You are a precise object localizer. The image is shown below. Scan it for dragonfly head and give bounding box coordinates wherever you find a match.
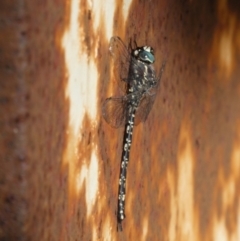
[132,46,155,64]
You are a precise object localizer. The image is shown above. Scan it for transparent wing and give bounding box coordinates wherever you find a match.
[157,60,167,84]
[134,61,167,125]
[109,37,131,91]
[134,93,157,125]
[102,96,128,128]
[102,92,157,128]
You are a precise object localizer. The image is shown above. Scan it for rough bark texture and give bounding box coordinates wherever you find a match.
[0,0,239,240]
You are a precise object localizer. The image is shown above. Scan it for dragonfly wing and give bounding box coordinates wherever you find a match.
[134,93,157,125]
[134,61,166,125]
[109,37,131,91]
[102,96,128,128]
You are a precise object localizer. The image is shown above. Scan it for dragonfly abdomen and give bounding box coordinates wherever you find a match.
[117,103,137,230]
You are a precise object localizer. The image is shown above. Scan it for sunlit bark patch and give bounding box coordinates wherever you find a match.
[61,0,99,207]
[76,149,99,218]
[208,0,240,79]
[168,122,199,241]
[141,217,149,241]
[213,122,240,241]
[102,214,114,241]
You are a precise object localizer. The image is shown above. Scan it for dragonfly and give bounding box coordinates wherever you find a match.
[102,36,166,231]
